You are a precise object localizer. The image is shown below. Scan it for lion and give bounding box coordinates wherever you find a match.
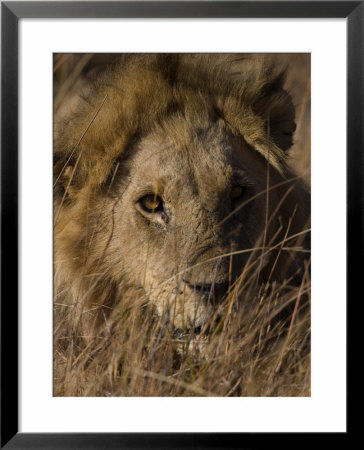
[54,54,310,344]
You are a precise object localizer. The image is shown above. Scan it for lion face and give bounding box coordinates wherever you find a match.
[106,115,282,330]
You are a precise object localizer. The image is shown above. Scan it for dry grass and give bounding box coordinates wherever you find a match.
[54,262,310,397]
[53,53,311,397]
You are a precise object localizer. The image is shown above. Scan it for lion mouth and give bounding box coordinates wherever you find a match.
[172,326,202,341]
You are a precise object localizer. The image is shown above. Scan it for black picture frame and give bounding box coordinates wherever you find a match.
[1,1,360,448]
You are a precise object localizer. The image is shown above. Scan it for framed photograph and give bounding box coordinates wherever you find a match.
[2,1,359,448]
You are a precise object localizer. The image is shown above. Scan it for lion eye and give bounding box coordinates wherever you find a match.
[230,185,245,201]
[139,194,164,213]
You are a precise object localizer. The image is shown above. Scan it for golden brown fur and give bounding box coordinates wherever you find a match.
[54,54,310,337]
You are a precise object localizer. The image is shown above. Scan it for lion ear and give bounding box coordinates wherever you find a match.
[254,73,296,152]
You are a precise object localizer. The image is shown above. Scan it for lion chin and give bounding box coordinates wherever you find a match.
[149,288,215,328]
